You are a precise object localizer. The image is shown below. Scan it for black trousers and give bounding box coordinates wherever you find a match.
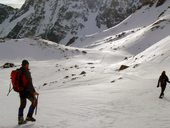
[18,91,37,118]
[160,85,166,98]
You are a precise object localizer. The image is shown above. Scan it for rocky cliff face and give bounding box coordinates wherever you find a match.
[0,0,157,45]
[0,4,17,24]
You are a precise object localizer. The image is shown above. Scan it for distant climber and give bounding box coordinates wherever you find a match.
[157,71,170,99]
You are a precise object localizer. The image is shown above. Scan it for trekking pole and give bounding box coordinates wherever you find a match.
[7,82,13,96]
[35,94,39,115]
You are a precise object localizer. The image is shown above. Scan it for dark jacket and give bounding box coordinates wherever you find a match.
[20,67,35,93]
[158,74,170,87]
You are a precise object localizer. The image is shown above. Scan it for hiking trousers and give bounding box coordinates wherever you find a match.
[160,85,166,98]
[18,91,37,118]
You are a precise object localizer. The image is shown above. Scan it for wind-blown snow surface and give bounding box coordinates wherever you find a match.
[1,1,170,128]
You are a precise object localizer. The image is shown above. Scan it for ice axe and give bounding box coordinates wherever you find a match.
[7,82,13,96]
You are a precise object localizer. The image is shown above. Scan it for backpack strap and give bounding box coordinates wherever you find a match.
[18,69,23,88]
[18,68,26,91]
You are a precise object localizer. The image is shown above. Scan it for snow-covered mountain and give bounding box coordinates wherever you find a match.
[0,4,17,24]
[0,0,153,45]
[1,0,170,128]
[75,0,169,47]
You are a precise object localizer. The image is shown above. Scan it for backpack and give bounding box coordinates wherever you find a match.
[10,69,28,92]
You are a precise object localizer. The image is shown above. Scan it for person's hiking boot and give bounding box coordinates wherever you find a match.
[26,116,36,122]
[18,117,27,125]
[159,96,163,99]
[159,94,164,99]
[159,95,164,99]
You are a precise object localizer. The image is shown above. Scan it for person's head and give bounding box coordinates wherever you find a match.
[22,60,29,69]
[162,71,166,76]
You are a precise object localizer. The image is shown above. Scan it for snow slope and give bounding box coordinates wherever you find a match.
[0,38,88,61]
[1,37,170,128]
[1,1,170,128]
[75,0,170,47]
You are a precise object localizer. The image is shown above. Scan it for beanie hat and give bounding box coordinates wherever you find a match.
[22,60,29,66]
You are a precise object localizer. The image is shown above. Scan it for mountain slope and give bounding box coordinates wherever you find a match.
[0,0,147,45]
[76,0,169,47]
[0,4,17,24]
[0,38,88,60]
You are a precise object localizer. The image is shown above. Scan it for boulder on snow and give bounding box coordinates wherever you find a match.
[75,65,79,69]
[80,71,86,75]
[87,62,94,65]
[82,51,87,54]
[2,63,15,68]
[64,76,69,79]
[133,64,140,68]
[0,38,5,43]
[111,77,122,83]
[71,77,79,81]
[43,83,48,86]
[111,80,115,83]
[66,37,78,46]
[118,65,129,71]
[156,0,166,7]
[116,32,126,39]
